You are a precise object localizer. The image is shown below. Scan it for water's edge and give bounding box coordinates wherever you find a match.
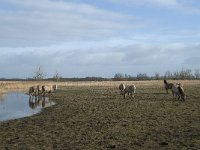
[0,91,55,122]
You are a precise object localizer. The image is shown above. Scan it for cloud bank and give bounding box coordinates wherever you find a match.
[0,0,200,78]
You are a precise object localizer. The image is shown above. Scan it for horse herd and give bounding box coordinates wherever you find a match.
[29,84,58,97]
[28,80,186,101]
[119,80,186,101]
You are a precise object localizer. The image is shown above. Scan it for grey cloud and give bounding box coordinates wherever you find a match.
[0,42,199,78]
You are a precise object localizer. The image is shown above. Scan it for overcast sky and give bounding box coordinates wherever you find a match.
[0,0,200,78]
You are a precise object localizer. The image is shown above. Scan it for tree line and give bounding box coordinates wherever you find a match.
[32,67,200,81]
[0,67,199,81]
[113,69,200,81]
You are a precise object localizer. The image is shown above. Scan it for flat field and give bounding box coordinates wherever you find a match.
[0,80,200,149]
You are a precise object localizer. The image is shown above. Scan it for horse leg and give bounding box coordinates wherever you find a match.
[131,92,134,98]
[49,91,51,97]
[43,91,45,97]
[34,91,37,98]
[178,95,181,100]
[120,90,123,95]
[180,94,184,101]
[176,94,179,100]
[123,92,126,99]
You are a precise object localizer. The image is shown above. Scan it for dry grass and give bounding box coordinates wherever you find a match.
[0,80,199,98]
[0,80,199,89]
[0,80,199,100]
[0,80,200,149]
[0,81,62,94]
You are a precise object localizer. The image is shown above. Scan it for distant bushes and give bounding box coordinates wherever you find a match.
[113,69,200,81]
[0,68,199,81]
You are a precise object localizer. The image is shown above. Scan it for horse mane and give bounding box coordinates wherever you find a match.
[164,80,168,84]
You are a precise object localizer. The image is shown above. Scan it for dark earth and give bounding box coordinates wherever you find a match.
[0,81,200,149]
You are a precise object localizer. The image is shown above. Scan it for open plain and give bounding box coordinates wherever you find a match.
[0,80,200,149]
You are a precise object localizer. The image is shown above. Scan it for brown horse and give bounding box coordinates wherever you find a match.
[41,85,52,96]
[164,80,173,94]
[29,86,37,97]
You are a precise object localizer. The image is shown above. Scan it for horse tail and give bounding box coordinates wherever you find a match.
[178,86,185,100]
[178,86,184,95]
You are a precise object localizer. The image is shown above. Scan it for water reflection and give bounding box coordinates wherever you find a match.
[0,92,55,122]
[29,96,53,109]
[0,92,6,101]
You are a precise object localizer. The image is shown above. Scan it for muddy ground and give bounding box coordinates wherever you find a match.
[0,81,200,149]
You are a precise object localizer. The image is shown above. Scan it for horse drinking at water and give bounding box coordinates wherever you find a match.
[41,85,52,97]
[29,86,37,97]
[37,85,42,95]
[41,85,57,96]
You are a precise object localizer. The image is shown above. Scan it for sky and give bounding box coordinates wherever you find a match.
[0,0,200,78]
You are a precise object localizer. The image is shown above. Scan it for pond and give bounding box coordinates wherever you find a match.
[0,92,55,122]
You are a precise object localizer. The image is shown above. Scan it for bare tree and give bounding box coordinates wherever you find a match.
[194,69,200,79]
[114,73,124,81]
[155,72,160,80]
[136,73,149,80]
[173,70,180,79]
[33,66,45,80]
[179,69,193,79]
[164,71,173,79]
[53,71,62,82]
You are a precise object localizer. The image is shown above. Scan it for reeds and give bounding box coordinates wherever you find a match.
[0,80,199,95]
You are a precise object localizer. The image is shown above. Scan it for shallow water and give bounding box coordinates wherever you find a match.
[0,92,55,122]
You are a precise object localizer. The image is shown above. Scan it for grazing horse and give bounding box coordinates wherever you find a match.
[119,83,125,95]
[29,86,37,97]
[172,83,186,101]
[41,85,52,96]
[164,80,173,94]
[123,84,136,99]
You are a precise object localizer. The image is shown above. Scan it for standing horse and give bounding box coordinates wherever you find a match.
[164,80,173,94]
[119,83,125,95]
[41,84,58,97]
[123,84,136,99]
[41,85,52,97]
[37,85,42,95]
[172,83,186,101]
[29,86,37,97]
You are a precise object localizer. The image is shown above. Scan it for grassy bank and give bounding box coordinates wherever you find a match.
[0,80,200,149]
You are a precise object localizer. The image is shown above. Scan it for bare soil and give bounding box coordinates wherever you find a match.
[0,81,200,149]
